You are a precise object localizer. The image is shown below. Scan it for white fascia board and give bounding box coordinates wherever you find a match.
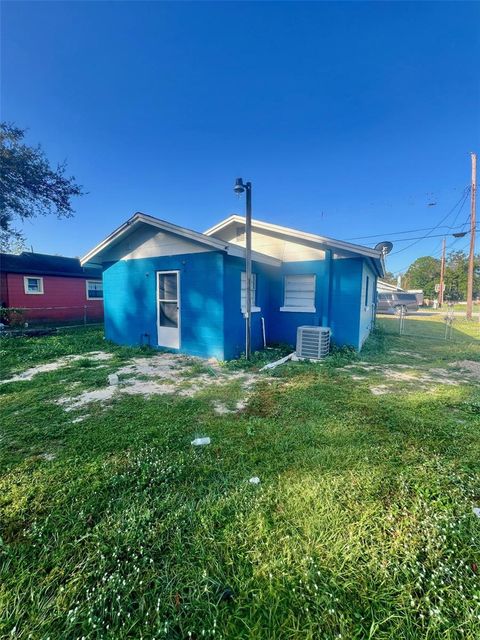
[81,212,281,268]
[205,215,383,261]
[80,217,137,266]
[204,214,242,237]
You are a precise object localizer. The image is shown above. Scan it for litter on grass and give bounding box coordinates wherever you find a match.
[249,476,261,484]
[260,352,295,371]
[108,373,119,385]
[473,507,480,518]
[191,437,211,446]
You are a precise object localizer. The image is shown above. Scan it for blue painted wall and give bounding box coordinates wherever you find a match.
[222,255,278,359]
[328,258,363,349]
[102,250,377,359]
[103,251,225,359]
[358,260,377,347]
[267,258,330,347]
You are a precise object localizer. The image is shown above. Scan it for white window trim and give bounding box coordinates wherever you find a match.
[86,279,103,300]
[23,276,44,295]
[280,306,316,313]
[364,275,370,311]
[240,272,261,313]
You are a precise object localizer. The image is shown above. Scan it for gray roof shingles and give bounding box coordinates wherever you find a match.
[0,252,102,279]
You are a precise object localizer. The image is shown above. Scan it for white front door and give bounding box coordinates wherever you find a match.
[157,271,180,349]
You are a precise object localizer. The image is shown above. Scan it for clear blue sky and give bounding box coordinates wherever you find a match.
[2,1,479,274]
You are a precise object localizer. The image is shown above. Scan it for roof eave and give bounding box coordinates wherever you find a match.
[81,212,281,268]
[204,215,383,262]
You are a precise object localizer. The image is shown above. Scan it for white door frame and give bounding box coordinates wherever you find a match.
[156,270,180,349]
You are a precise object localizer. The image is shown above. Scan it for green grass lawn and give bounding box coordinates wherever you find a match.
[426,303,480,314]
[1,324,480,639]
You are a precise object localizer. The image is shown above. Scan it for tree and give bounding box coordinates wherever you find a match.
[444,250,480,301]
[382,270,398,286]
[0,123,83,251]
[403,256,441,298]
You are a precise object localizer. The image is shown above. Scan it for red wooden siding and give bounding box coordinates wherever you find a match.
[4,273,103,323]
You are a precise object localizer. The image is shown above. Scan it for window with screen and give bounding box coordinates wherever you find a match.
[241,272,259,312]
[158,272,179,328]
[86,280,103,300]
[281,274,316,312]
[24,277,44,294]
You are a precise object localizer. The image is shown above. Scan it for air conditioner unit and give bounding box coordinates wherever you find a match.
[296,326,331,360]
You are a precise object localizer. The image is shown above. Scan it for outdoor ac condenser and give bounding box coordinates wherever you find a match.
[295,326,331,360]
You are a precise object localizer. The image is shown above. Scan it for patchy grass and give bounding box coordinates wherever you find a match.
[0,323,479,639]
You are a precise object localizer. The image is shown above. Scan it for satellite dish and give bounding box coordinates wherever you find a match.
[374,241,394,256]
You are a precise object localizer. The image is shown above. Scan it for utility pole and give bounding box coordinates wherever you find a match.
[466,152,477,320]
[439,237,446,307]
[233,178,253,358]
[245,182,252,359]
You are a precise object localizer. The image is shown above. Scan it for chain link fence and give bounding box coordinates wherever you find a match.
[375,304,480,343]
[0,305,103,330]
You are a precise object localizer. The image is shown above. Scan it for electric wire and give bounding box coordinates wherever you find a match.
[346,186,470,243]
[389,187,471,256]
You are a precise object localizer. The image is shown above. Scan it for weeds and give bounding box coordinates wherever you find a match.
[0,323,479,639]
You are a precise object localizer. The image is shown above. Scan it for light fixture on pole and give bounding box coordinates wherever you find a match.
[233,177,253,359]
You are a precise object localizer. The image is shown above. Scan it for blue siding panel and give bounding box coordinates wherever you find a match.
[267,259,330,347]
[103,252,225,359]
[222,256,279,359]
[329,258,363,349]
[102,249,376,360]
[358,260,377,347]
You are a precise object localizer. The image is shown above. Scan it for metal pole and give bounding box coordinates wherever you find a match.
[245,182,252,359]
[467,152,477,320]
[439,237,446,307]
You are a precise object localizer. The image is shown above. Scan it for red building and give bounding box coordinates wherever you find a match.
[0,252,104,324]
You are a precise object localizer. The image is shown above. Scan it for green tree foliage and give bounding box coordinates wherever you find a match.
[403,256,441,298]
[403,251,480,301]
[0,122,83,251]
[382,271,398,286]
[444,250,480,301]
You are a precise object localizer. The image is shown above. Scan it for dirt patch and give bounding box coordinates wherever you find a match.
[370,385,390,395]
[57,353,270,414]
[345,360,474,394]
[453,360,480,380]
[1,352,112,384]
[39,453,56,461]
[213,399,248,415]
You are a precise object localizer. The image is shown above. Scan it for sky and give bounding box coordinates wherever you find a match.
[2,1,479,275]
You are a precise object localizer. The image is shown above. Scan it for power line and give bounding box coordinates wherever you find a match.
[386,230,473,243]
[345,186,471,241]
[389,187,471,256]
[347,222,468,241]
[389,234,472,275]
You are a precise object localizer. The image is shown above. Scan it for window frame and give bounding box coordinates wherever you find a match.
[365,275,370,309]
[280,274,316,313]
[86,279,104,300]
[23,276,44,295]
[241,272,261,313]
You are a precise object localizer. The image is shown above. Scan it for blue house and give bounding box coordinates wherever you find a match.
[81,212,385,360]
